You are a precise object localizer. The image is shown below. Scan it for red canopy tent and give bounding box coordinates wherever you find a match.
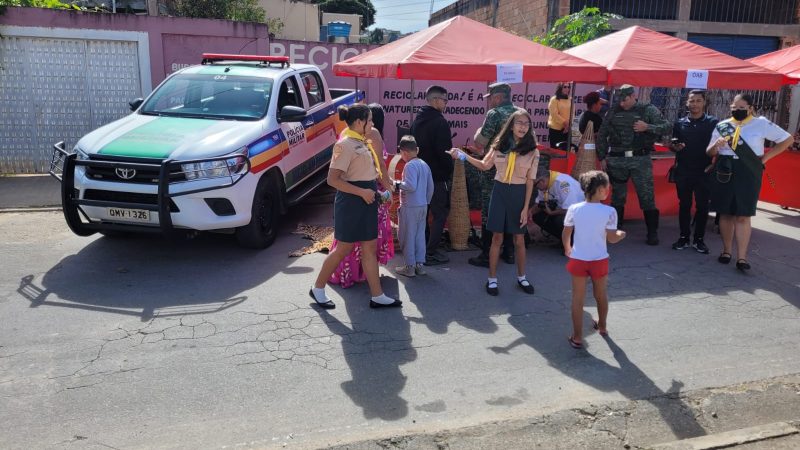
[748,45,800,84]
[565,26,786,90]
[332,16,606,82]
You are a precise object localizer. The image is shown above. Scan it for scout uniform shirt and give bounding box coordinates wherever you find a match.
[490,149,540,184]
[709,116,791,158]
[330,135,381,182]
[534,171,584,209]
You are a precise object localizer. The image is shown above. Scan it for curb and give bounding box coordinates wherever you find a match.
[651,421,799,450]
[0,207,62,213]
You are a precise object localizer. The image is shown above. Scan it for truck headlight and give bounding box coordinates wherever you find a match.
[181,147,249,181]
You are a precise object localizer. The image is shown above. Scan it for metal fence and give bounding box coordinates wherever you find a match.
[690,0,799,24]
[570,0,679,20]
[641,87,789,139]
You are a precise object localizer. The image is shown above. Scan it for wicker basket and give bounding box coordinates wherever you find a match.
[571,121,598,180]
[447,160,471,250]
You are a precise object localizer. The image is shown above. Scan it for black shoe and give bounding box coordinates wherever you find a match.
[369,299,403,308]
[693,239,709,254]
[735,259,751,272]
[517,279,534,295]
[468,253,490,268]
[309,289,335,309]
[671,236,690,250]
[485,281,499,296]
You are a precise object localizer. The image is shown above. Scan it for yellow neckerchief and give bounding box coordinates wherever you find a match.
[342,128,381,175]
[503,151,518,183]
[730,115,754,151]
[543,170,560,201]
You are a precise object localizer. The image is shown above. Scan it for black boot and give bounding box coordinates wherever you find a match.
[644,209,660,246]
[468,226,491,267]
[614,206,625,230]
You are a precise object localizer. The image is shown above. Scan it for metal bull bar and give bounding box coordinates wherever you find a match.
[49,141,250,236]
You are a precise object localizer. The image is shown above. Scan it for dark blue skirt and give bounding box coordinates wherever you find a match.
[487,181,527,234]
[334,180,379,242]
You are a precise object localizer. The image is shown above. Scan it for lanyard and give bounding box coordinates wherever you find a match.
[342,128,381,175]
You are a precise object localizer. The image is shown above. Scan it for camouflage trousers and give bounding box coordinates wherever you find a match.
[479,167,498,225]
[606,155,656,211]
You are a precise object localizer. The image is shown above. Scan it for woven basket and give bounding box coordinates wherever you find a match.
[571,121,598,180]
[447,160,471,250]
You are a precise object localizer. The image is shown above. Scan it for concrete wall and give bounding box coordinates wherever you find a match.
[1,7,270,87]
[259,0,319,41]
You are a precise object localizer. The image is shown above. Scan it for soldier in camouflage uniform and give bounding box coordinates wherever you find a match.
[597,85,670,245]
[468,82,521,267]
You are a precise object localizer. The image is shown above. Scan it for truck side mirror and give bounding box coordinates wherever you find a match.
[129,98,144,111]
[278,105,306,123]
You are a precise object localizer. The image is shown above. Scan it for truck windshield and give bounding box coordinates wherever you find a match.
[141,74,273,121]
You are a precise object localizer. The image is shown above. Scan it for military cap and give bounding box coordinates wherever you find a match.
[486,82,511,96]
[617,84,636,98]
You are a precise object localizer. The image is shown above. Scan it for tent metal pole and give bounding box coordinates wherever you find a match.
[355,77,359,98]
[567,81,576,152]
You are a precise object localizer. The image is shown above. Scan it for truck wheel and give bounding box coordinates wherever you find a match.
[236,174,280,249]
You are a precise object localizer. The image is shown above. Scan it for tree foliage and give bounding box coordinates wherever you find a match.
[169,0,266,23]
[533,7,620,50]
[316,0,375,29]
[369,27,383,44]
[0,0,98,14]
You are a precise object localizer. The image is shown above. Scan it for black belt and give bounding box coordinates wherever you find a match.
[608,148,649,157]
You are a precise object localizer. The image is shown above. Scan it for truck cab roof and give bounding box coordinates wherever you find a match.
[177,62,318,80]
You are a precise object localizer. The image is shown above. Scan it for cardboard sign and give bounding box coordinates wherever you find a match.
[686,69,709,89]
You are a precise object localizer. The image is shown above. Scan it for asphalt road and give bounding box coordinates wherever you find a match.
[1,199,798,449]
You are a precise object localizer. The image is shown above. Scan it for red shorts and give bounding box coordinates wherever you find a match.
[566,258,609,279]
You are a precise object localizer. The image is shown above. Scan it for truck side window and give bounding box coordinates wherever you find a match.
[300,72,325,107]
[277,77,301,111]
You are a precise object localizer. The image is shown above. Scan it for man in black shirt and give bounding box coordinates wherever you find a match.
[670,90,718,254]
[411,85,454,264]
[578,91,602,135]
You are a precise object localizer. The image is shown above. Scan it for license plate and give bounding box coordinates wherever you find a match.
[107,207,150,222]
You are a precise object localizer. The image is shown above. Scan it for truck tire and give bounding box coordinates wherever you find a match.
[236,173,280,249]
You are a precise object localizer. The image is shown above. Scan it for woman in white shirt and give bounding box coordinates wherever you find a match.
[706,93,794,271]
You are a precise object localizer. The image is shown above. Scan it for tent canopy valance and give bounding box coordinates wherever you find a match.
[333,16,607,83]
[565,26,786,91]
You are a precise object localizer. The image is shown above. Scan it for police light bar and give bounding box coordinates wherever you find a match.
[201,53,290,66]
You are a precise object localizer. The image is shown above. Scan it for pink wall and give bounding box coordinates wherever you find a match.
[1,7,270,87]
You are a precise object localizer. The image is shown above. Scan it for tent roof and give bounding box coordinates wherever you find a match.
[333,16,606,83]
[565,26,786,91]
[748,45,800,83]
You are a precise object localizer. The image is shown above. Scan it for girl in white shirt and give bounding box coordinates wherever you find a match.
[562,171,626,349]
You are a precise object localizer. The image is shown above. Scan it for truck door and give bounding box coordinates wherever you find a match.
[276,74,311,190]
[298,71,337,174]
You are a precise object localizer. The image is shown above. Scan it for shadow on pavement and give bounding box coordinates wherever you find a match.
[318,275,417,421]
[492,311,707,441]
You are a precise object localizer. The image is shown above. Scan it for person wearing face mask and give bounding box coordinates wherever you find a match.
[669,90,718,254]
[706,94,794,272]
[450,110,540,297]
[310,104,401,310]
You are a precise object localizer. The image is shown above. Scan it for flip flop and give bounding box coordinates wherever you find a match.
[567,336,583,349]
[592,320,609,337]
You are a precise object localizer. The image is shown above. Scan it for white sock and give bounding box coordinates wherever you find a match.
[371,293,395,305]
[487,277,498,286]
[517,275,527,282]
[311,287,330,303]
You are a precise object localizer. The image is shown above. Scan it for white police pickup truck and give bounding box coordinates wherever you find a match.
[50,53,363,248]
